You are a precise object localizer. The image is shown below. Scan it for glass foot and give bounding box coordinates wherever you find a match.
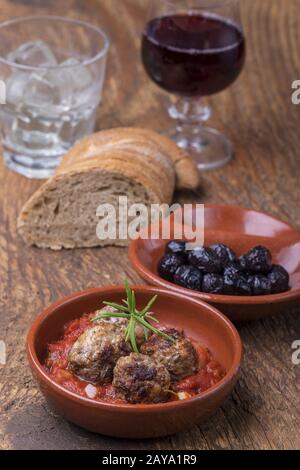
[163,126,233,171]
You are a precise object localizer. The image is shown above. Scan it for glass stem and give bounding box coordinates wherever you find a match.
[168,96,211,134]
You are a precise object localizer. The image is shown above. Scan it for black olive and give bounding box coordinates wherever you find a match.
[165,240,187,259]
[223,263,250,295]
[188,247,222,274]
[174,265,203,291]
[202,274,224,294]
[239,245,272,274]
[157,254,184,282]
[210,244,237,268]
[268,265,290,294]
[248,275,272,296]
[223,261,243,277]
[234,278,252,296]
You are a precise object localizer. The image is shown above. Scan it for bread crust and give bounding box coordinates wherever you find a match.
[58,127,200,190]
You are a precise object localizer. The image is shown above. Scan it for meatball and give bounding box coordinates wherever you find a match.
[140,328,198,381]
[113,353,170,404]
[68,323,131,384]
[94,305,146,346]
[94,305,127,327]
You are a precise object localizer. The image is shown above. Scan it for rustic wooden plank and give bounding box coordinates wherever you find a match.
[0,0,299,450]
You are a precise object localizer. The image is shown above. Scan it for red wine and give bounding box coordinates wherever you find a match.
[142,13,245,97]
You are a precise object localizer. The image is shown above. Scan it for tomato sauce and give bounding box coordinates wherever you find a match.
[174,342,225,396]
[45,313,225,403]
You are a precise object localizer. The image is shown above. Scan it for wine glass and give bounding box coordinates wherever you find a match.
[141,0,246,171]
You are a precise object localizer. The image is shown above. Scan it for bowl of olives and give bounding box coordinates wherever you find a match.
[129,204,300,322]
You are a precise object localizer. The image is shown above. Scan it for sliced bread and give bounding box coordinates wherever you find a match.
[18,128,199,249]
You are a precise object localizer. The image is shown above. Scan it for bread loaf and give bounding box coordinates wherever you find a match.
[59,128,200,191]
[18,128,199,250]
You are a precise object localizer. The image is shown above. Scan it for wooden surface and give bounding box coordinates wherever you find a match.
[0,0,300,450]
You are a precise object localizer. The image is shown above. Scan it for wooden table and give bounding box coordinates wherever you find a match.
[0,0,299,451]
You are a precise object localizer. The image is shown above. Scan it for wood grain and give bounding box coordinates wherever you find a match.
[0,0,300,450]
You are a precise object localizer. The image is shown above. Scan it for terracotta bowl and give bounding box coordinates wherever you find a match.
[129,204,300,322]
[27,285,242,439]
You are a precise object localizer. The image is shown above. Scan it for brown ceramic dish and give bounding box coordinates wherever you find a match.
[129,204,300,322]
[27,285,242,439]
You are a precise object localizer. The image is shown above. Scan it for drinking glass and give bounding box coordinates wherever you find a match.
[0,16,109,179]
[141,0,245,170]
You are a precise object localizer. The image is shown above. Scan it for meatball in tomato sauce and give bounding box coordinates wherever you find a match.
[68,322,131,384]
[140,328,198,381]
[94,305,146,346]
[113,353,170,404]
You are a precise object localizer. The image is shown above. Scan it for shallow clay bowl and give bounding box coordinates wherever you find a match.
[129,204,300,322]
[27,285,241,439]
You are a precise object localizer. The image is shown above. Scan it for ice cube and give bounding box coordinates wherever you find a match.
[60,106,97,143]
[23,71,73,116]
[24,59,95,111]
[6,72,28,105]
[7,40,57,67]
[68,80,97,109]
[51,58,95,108]
[60,58,93,89]
[23,72,62,110]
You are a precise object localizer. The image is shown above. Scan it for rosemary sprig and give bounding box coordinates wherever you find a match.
[92,279,174,352]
